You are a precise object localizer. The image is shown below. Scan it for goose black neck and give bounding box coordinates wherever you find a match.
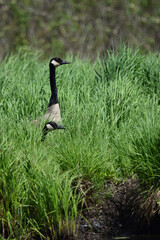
[41,126,48,141]
[49,65,58,107]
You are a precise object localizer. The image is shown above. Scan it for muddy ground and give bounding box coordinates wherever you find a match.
[75,178,160,240]
[1,178,160,240]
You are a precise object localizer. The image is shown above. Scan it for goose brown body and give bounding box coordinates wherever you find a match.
[43,103,61,123]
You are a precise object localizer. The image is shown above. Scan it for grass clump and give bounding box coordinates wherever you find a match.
[0,46,160,238]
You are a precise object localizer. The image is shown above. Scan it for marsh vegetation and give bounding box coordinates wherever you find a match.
[0,46,160,239]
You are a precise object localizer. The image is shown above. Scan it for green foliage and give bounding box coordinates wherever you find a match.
[99,46,160,184]
[1,46,160,238]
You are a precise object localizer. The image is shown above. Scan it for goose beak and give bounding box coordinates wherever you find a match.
[56,124,65,129]
[62,60,71,65]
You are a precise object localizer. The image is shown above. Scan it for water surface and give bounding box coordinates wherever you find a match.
[112,235,160,240]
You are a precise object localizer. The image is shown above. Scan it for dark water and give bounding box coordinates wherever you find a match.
[112,235,160,240]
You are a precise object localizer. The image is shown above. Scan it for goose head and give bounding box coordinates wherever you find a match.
[42,121,65,141]
[50,57,71,68]
[45,121,65,131]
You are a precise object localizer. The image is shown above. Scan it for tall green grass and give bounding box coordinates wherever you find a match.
[0,46,160,238]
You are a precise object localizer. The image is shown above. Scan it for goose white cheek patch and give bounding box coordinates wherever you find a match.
[46,124,54,130]
[51,60,60,67]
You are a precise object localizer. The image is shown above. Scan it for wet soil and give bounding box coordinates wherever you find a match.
[76,178,160,240]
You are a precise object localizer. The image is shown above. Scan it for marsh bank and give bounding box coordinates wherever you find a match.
[76,178,160,240]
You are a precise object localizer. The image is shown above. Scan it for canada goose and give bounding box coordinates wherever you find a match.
[32,57,70,138]
[41,121,65,141]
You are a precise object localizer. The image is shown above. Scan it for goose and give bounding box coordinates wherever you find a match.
[32,57,70,139]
